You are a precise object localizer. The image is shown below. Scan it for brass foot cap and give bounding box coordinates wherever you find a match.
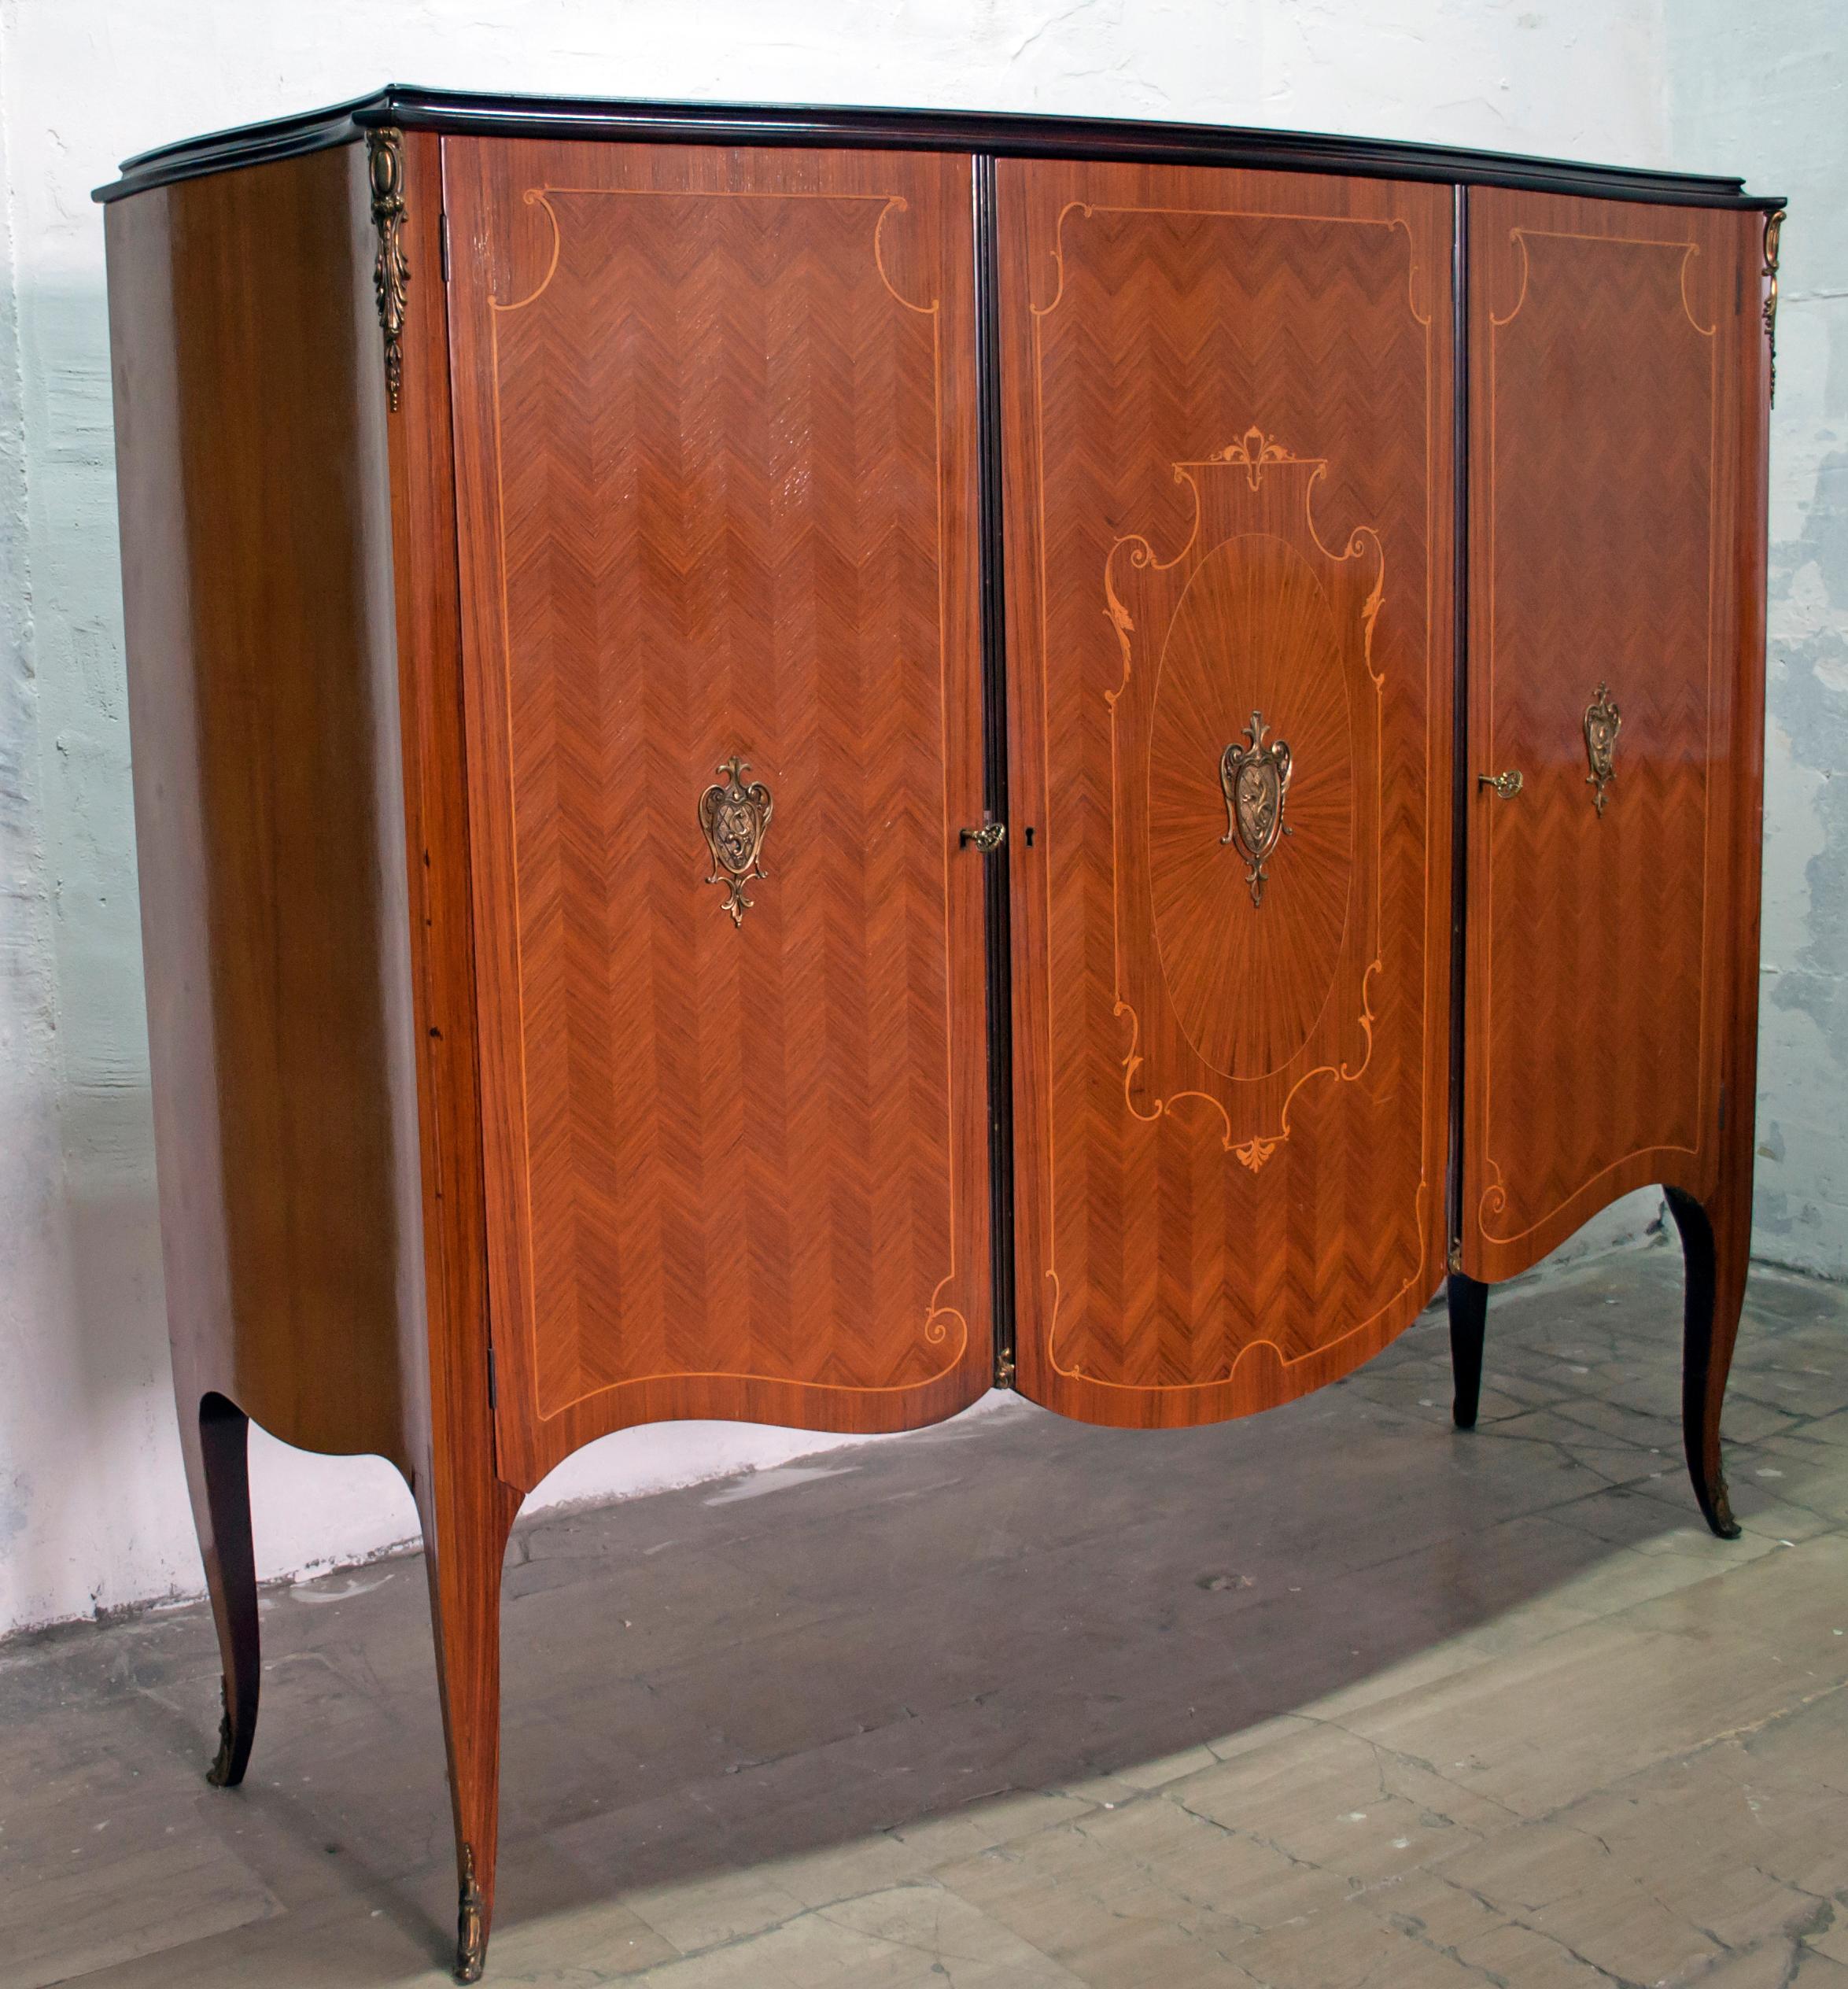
[455,1845,487,1981]
[205,1683,237,1788]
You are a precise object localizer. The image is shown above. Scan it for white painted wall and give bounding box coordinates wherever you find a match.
[0,0,1787,1639]
[1665,4,1848,1279]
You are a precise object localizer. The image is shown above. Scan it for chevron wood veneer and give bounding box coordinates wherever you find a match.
[1460,189,1758,1286]
[444,141,993,1489]
[100,94,1776,1980]
[998,160,1455,1428]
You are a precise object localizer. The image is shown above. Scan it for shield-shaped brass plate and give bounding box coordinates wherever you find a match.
[1584,681,1621,817]
[698,755,774,926]
[1219,711,1293,907]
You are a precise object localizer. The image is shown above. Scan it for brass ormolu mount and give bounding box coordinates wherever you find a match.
[1584,679,1621,817]
[365,128,409,413]
[206,1679,237,1788]
[1764,206,1785,406]
[1220,711,1293,908]
[698,756,774,927]
[455,1844,487,1983]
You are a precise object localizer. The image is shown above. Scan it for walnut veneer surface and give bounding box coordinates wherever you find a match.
[97,94,1777,1981]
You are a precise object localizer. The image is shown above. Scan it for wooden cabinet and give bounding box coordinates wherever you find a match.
[98,92,1778,1980]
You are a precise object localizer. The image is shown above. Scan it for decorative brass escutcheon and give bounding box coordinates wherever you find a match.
[1477,769,1524,799]
[1584,680,1621,817]
[1220,711,1293,908]
[698,756,774,927]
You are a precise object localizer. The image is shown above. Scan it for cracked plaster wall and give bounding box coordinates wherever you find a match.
[0,0,1795,1637]
[1666,3,1848,1280]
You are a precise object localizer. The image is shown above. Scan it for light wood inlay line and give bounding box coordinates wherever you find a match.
[484,183,969,1408]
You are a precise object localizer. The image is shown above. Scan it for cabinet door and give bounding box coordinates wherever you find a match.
[1460,190,1761,1282]
[446,139,991,1489]
[998,161,1455,1426]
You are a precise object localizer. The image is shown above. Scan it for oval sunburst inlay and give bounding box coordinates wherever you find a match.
[1147,533,1356,1082]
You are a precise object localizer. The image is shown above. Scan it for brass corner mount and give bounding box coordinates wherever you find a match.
[367,128,409,413]
[1764,206,1785,406]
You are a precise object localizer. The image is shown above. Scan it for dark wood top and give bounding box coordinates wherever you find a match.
[94,84,1782,209]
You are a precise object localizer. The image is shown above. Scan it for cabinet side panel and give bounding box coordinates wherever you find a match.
[105,145,421,1465]
[998,160,1455,1428]
[1459,189,1751,1280]
[1724,201,1772,1242]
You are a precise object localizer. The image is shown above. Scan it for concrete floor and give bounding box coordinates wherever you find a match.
[6,1249,1848,1989]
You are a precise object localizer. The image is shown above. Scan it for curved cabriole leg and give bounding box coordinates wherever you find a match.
[1665,1186,1747,1540]
[415,1471,522,1983]
[176,1390,261,1787]
[1446,1274,1490,1430]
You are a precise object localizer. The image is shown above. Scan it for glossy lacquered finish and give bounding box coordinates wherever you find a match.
[106,132,522,1972]
[98,94,1775,1984]
[105,142,417,1482]
[96,83,1777,212]
[998,159,1455,1426]
[1456,187,1769,1533]
[102,139,420,1791]
[1459,188,1755,1279]
[444,138,993,1489]
[388,129,526,1972]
